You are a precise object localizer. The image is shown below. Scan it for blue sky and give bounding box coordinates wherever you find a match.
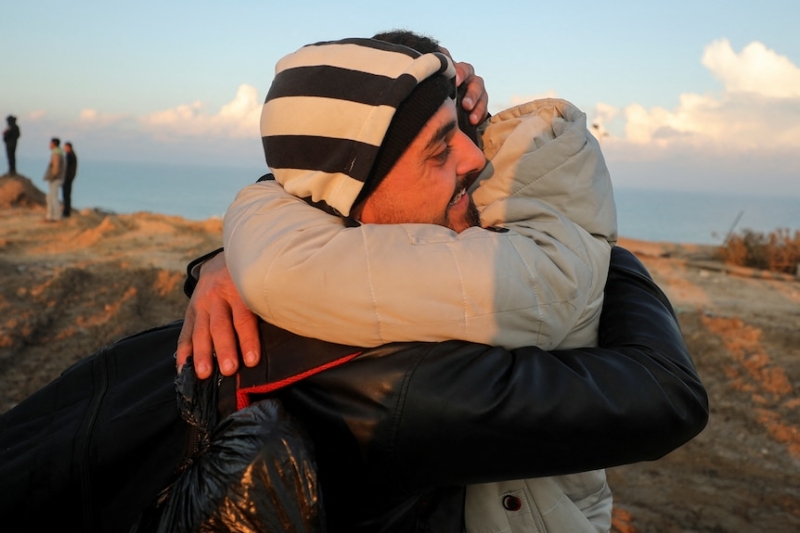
[3,0,799,196]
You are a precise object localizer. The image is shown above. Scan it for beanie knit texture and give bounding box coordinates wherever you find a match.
[261,37,456,217]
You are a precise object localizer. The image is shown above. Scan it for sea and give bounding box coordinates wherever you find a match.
[13,157,799,246]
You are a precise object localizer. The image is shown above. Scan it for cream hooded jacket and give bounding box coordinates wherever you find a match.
[224,98,616,353]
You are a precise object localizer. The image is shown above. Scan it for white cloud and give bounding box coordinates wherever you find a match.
[587,103,618,143]
[139,84,261,140]
[593,102,618,125]
[603,40,800,156]
[14,86,264,165]
[143,101,204,125]
[702,39,800,98]
[79,109,130,128]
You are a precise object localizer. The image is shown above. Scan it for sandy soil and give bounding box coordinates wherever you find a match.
[1,174,798,532]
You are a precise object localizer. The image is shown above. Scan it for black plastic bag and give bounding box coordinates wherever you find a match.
[140,361,325,533]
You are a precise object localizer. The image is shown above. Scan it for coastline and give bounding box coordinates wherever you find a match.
[1,173,799,532]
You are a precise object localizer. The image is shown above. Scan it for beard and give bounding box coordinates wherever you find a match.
[444,167,482,233]
[444,195,481,233]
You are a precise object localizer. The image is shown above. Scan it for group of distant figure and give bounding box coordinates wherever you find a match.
[43,137,78,221]
[3,115,78,222]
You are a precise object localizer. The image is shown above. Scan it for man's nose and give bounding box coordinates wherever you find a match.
[455,130,486,175]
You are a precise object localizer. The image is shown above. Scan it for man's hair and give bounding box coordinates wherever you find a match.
[65,142,73,149]
[371,30,441,54]
[51,138,60,147]
[372,29,480,146]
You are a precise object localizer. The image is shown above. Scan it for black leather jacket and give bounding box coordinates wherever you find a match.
[219,247,708,532]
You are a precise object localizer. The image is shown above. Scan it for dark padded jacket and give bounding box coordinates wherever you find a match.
[229,247,709,531]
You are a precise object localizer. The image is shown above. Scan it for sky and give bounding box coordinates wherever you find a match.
[2,0,799,197]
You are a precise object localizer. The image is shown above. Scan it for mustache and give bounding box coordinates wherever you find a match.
[462,167,483,190]
[449,167,483,204]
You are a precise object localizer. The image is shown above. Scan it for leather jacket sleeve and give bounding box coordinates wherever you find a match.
[273,246,708,490]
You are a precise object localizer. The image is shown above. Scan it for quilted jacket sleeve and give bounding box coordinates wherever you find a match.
[224,181,607,351]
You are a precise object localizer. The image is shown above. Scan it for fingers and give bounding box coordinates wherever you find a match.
[454,61,489,125]
[467,81,488,125]
[178,297,250,379]
[232,300,261,368]
[176,308,195,373]
[209,302,240,376]
[176,251,261,379]
[454,60,472,90]
[177,300,216,379]
[187,303,216,379]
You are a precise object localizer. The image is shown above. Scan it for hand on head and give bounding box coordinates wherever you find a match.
[454,65,488,126]
[370,33,489,127]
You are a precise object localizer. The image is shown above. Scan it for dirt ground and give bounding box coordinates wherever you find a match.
[1,174,798,532]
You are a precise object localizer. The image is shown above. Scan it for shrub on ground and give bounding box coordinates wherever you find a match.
[717,228,800,275]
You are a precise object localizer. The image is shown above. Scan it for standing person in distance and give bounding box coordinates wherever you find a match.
[43,137,65,222]
[63,142,78,217]
[3,115,20,176]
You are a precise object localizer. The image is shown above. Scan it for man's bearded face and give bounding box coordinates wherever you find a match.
[355,99,486,233]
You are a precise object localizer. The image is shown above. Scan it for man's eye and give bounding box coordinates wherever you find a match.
[433,145,452,164]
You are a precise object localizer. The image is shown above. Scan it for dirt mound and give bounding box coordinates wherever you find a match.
[0,206,223,409]
[0,259,188,396]
[0,174,46,208]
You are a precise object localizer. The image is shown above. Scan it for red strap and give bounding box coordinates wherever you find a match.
[235,351,362,410]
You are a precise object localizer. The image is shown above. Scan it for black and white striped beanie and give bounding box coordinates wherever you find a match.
[261,37,457,217]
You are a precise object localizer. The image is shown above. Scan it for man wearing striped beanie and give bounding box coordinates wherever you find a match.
[260,37,484,231]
